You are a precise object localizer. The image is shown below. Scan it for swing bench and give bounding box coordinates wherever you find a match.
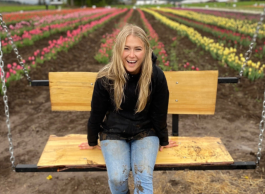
[15,71,256,172]
[1,9,264,173]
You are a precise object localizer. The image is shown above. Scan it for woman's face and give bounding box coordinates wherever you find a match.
[122,35,146,75]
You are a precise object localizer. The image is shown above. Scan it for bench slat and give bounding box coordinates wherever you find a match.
[37,134,233,167]
[49,71,218,114]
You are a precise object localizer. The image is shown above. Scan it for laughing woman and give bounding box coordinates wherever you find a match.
[79,24,177,194]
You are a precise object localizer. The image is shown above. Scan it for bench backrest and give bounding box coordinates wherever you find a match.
[49,71,218,114]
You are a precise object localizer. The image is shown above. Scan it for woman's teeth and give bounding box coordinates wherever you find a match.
[127,60,137,64]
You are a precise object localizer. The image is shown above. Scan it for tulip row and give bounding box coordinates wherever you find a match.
[174,8,260,22]
[2,8,93,24]
[0,9,127,94]
[1,10,115,53]
[137,9,170,70]
[94,9,133,64]
[159,8,265,39]
[142,8,264,81]
[0,8,110,39]
[158,11,254,48]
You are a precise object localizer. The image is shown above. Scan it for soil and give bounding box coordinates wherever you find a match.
[0,9,265,194]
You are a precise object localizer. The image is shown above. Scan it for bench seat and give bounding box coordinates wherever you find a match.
[37,134,234,168]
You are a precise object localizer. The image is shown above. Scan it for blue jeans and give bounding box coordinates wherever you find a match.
[100,136,159,194]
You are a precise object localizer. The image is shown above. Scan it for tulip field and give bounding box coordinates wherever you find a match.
[1,7,265,193]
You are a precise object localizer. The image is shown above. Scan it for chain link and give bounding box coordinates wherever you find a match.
[0,13,31,82]
[0,37,16,170]
[239,7,265,78]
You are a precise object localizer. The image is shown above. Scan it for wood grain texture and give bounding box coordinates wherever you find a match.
[49,71,218,114]
[37,135,233,167]
[166,71,218,114]
[49,72,97,111]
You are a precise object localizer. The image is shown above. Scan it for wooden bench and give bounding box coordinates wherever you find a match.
[16,71,256,172]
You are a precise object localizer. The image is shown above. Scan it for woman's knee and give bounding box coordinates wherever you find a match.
[108,165,130,186]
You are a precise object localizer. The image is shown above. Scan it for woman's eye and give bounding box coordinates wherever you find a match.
[124,48,129,50]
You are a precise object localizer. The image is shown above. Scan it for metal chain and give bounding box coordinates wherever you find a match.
[0,13,31,82]
[0,36,16,170]
[256,91,265,172]
[237,7,265,171]
[239,7,265,78]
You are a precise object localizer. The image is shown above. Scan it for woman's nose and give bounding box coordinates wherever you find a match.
[129,50,135,57]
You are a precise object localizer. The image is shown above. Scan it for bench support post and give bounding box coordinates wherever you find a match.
[172,114,179,136]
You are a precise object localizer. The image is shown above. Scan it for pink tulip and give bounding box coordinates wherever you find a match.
[196,67,199,71]
[186,62,189,66]
[191,66,195,70]
[184,65,187,68]
[7,64,12,69]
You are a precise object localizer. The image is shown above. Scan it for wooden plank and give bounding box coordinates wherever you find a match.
[37,135,233,167]
[165,71,218,114]
[49,72,97,111]
[49,71,218,114]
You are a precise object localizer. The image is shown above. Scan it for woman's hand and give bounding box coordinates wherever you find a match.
[159,140,178,151]
[78,142,101,150]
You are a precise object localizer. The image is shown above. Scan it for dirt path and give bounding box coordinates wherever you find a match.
[0,9,265,194]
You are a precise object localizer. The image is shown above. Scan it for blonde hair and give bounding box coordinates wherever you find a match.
[97,24,153,113]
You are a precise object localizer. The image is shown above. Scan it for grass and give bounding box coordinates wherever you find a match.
[182,1,265,11]
[0,4,57,12]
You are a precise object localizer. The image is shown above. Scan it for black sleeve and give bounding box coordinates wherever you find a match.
[150,69,169,146]
[87,78,110,146]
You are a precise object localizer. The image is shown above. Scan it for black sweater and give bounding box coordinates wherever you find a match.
[87,54,169,146]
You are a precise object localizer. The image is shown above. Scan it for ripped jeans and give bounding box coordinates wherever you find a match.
[100,136,159,194]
